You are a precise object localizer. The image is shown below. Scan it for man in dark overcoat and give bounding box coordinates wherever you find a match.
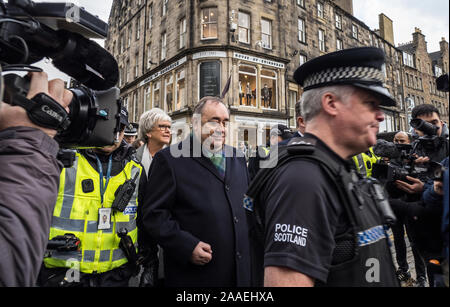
[140,96,251,287]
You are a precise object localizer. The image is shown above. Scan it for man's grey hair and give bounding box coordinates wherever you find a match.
[138,108,172,142]
[300,85,356,122]
[192,96,228,120]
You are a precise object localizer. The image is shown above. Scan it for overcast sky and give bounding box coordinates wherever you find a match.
[30,0,449,81]
[353,0,449,52]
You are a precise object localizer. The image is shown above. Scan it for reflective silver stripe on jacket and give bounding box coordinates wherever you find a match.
[60,158,78,218]
[52,217,136,235]
[50,249,127,263]
[356,154,366,176]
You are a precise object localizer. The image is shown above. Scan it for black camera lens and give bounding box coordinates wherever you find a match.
[410,118,439,136]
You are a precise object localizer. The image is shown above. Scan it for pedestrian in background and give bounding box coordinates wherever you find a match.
[124,123,138,144]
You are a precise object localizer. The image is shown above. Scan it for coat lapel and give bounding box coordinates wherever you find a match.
[192,155,225,183]
[187,135,225,183]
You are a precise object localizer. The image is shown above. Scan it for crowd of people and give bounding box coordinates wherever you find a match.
[0,47,448,288]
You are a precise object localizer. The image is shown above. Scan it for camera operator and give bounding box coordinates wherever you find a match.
[0,71,73,286]
[387,131,426,287]
[390,104,449,287]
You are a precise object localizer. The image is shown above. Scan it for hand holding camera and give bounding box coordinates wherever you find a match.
[0,71,73,137]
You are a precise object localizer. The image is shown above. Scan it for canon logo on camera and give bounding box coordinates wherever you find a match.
[41,105,63,122]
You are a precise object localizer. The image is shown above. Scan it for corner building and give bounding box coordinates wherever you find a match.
[105,0,449,147]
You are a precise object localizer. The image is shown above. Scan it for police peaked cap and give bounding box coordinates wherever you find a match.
[270,124,293,140]
[293,47,396,107]
[124,123,138,136]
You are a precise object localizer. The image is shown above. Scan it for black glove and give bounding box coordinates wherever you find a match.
[139,259,159,287]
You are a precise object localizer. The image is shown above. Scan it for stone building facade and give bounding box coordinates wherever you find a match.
[105,0,449,147]
[398,29,449,127]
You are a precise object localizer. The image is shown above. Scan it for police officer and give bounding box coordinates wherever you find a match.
[124,123,138,144]
[352,147,379,177]
[246,47,399,287]
[247,124,293,181]
[37,107,154,287]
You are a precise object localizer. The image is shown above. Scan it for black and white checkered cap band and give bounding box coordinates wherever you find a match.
[303,66,384,88]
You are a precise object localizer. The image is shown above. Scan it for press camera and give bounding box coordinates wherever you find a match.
[372,139,445,183]
[1,0,121,148]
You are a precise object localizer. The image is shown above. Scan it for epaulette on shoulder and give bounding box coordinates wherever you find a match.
[285,137,317,156]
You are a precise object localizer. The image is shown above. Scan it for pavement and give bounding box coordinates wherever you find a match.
[387,228,430,287]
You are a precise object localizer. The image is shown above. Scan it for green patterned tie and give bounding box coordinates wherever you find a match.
[210,153,226,177]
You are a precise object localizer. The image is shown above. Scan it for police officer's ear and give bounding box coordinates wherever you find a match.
[321,92,341,117]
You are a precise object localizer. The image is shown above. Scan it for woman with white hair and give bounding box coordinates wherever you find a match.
[136,107,171,287]
[136,108,172,177]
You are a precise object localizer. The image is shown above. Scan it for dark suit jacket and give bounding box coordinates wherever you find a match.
[140,137,251,287]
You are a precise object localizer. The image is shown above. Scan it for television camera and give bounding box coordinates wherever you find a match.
[372,138,445,184]
[1,0,121,148]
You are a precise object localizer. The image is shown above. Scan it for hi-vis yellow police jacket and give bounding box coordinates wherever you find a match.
[352,147,380,178]
[44,152,143,274]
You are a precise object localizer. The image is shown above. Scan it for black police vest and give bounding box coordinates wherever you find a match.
[245,138,399,287]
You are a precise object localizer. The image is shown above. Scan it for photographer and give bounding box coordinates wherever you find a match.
[389,104,449,287]
[381,131,425,286]
[0,71,73,286]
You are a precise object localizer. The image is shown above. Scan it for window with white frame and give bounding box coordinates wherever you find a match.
[135,16,140,40]
[261,18,272,49]
[288,90,298,128]
[352,24,358,39]
[161,33,167,60]
[318,29,325,52]
[148,3,153,28]
[238,65,257,107]
[123,96,129,110]
[297,0,305,7]
[134,54,139,77]
[201,7,218,39]
[176,69,186,110]
[298,18,306,43]
[128,25,132,47]
[126,59,130,83]
[238,12,250,44]
[165,75,174,112]
[132,91,138,122]
[179,18,187,49]
[317,2,324,19]
[299,54,307,66]
[260,69,277,109]
[119,66,123,86]
[146,44,152,69]
[335,13,342,30]
[144,86,151,111]
[403,52,414,68]
[435,65,443,77]
[336,38,343,50]
[162,0,168,16]
[153,81,160,108]
[398,94,403,110]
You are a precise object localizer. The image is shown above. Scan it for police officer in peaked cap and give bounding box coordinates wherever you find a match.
[247,47,399,287]
[124,122,138,144]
